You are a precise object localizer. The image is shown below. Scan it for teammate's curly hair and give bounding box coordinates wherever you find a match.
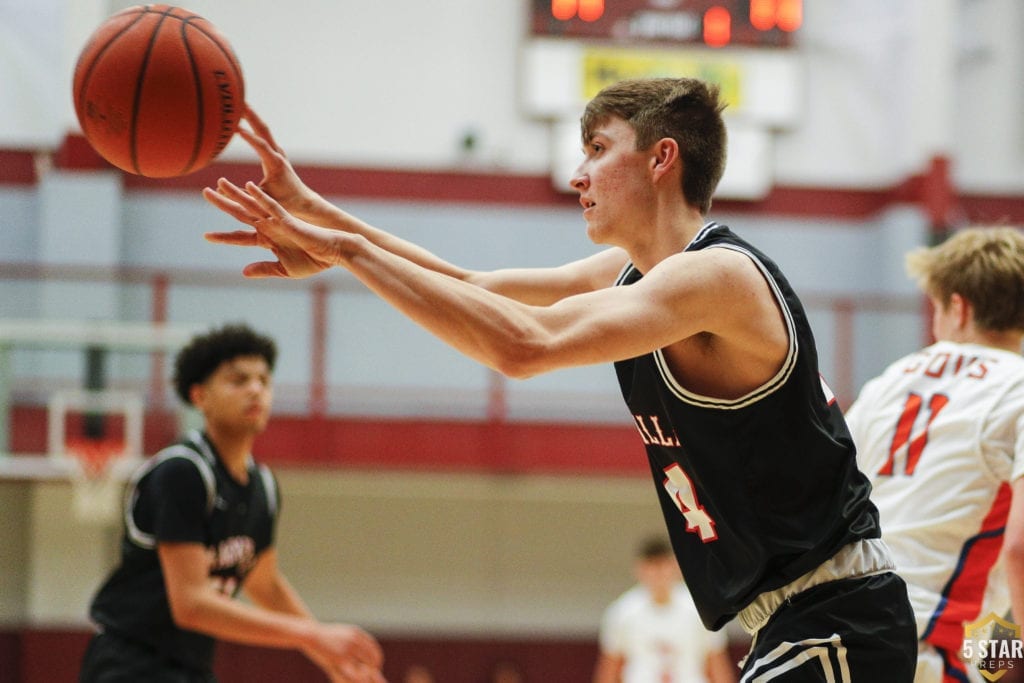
[173,323,277,405]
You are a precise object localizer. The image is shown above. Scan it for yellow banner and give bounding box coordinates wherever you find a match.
[581,47,743,109]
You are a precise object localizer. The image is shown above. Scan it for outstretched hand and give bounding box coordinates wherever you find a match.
[203,179,339,279]
[236,105,319,218]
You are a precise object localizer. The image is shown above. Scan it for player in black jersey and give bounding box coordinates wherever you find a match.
[79,324,383,683]
[204,79,917,680]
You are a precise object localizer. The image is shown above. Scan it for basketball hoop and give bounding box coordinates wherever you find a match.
[65,437,128,525]
[48,389,145,526]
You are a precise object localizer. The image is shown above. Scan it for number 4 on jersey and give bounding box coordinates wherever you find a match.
[663,464,718,542]
[878,391,950,476]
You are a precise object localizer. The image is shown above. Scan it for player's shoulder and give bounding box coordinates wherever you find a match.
[252,461,280,515]
[988,345,1024,374]
[135,433,215,487]
[605,585,649,618]
[670,583,699,608]
[934,342,1024,389]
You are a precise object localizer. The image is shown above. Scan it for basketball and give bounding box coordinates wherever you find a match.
[72,5,245,178]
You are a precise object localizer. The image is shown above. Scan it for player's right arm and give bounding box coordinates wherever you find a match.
[159,543,383,682]
[142,457,383,682]
[231,106,628,304]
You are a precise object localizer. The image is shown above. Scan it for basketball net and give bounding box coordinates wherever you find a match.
[65,437,127,526]
[48,389,145,526]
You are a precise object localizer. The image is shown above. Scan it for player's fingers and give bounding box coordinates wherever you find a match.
[203,230,258,246]
[323,668,348,683]
[336,631,382,668]
[353,634,384,667]
[202,186,260,223]
[244,181,287,217]
[338,661,383,683]
[205,179,252,209]
[237,127,279,162]
[242,261,289,278]
[216,177,259,205]
[214,180,268,219]
[242,105,283,153]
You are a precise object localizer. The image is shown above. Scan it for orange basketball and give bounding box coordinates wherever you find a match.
[72,5,245,178]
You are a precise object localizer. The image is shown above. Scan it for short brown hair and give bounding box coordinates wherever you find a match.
[906,226,1024,332]
[581,77,727,215]
[636,535,673,560]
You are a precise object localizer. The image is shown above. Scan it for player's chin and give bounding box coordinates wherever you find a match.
[585,221,612,246]
[239,414,270,433]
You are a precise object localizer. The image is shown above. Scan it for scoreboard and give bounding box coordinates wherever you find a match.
[524,1,804,199]
[530,0,802,49]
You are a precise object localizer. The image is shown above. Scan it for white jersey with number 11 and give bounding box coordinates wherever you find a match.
[845,340,1024,653]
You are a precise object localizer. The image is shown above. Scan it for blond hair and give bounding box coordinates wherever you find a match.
[905,226,1024,331]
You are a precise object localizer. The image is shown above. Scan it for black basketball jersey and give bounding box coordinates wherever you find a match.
[614,223,880,631]
[88,430,279,671]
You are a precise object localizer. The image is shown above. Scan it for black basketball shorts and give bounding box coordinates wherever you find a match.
[79,630,217,683]
[739,572,917,682]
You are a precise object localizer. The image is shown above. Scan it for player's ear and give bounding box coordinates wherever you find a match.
[651,138,680,181]
[189,383,205,408]
[949,292,972,329]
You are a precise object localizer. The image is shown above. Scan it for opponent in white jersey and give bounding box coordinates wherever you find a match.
[594,537,735,683]
[845,227,1024,683]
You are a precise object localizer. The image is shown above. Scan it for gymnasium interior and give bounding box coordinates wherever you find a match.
[3,1,1024,681]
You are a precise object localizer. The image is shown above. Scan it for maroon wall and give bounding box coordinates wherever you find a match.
[1,627,601,683]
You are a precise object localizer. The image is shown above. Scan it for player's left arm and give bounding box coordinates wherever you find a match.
[243,547,314,618]
[203,180,772,380]
[1004,475,1024,626]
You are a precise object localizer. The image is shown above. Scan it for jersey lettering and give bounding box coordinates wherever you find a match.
[878,391,949,476]
[903,351,989,380]
[212,535,256,572]
[205,535,257,598]
[662,464,717,542]
[633,414,681,447]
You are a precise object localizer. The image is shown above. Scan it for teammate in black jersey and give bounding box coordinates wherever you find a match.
[204,78,917,681]
[80,324,383,683]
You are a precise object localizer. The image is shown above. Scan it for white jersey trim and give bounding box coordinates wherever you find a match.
[612,223,799,410]
[657,242,798,410]
[122,430,277,550]
[258,465,278,517]
[123,430,217,550]
[124,444,215,548]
